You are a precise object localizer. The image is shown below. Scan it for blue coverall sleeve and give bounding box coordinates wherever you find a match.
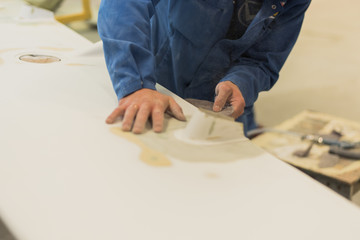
[221,1,310,108]
[98,0,158,100]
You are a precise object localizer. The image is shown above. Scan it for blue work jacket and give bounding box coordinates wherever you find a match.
[98,0,311,133]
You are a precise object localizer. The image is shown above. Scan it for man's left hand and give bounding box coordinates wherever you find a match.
[213,81,245,119]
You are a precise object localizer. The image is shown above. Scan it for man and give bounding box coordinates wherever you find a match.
[98,0,311,134]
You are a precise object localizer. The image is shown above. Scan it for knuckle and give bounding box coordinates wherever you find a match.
[118,98,125,105]
[153,109,163,116]
[219,82,231,91]
[115,105,125,112]
[222,84,231,91]
[122,118,132,125]
[155,101,167,110]
[137,110,150,120]
[139,103,150,112]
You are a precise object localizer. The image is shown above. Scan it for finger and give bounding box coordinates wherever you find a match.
[230,100,245,119]
[151,107,165,133]
[228,91,245,119]
[121,104,139,131]
[168,98,186,121]
[106,106,126,124]
[213,85,232,112]
[132,104,151,134]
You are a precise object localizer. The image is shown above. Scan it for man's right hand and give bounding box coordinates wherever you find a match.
[106,89,186,134]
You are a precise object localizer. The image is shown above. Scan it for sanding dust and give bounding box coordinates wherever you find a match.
[66,63,94,67]
[39,46,74,52]
[110,114,260,166]
[0,48,22,54]
[205,172,220,179]
[110,128,172,167]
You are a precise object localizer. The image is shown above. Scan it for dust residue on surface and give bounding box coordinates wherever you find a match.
[39,46,74,52]
[205,172,220,179]
[0,48,22,54]
[110,115,260,166]
[110,127,172,167]
[66,63,94,67]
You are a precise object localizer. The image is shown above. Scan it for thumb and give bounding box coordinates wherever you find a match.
[168,98,186,121]
[213,84,231,112]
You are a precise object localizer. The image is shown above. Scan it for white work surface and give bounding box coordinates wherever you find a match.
[1,1,360,240]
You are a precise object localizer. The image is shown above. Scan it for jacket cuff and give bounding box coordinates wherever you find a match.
[114,80,156,100]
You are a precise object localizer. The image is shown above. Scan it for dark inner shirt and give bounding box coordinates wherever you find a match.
[226,0,264,40]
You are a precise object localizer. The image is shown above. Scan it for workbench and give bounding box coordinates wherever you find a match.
[1,1,360,240]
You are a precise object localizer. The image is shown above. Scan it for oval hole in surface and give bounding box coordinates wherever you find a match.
[19,54,61,64]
